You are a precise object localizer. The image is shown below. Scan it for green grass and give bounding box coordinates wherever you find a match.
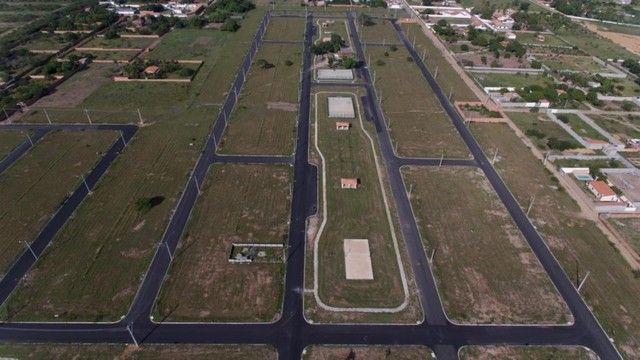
[19,33,70,51]
[589,114,640,139]
[0,9,267,322]
[317,19,351,47]
[155,164,291,322]
[562,113,608,141]
[402,166,569,324]
[145,28,229,60]
[81,36,154,49]
[303,345,434,360]
[401,23,479,102]
[516,32,570,47]
[508,112,582,151]
[459,346,596,360]
[0,131,28,160]
[0,130,116,277]
[0,344,277,360]
[555,26,639,60]
[69,49,139,61]
[609,218,640,255]
[315,91,406,308]
[219,42,300,155]
[367,46,470,158]
[360,18,400,44]
[591,22,640,36]
[263,17,305,42]
[538,55,609,73]
[469,122,640,358]
[473,72,553,89]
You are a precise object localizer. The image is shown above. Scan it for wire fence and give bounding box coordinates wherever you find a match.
[1,107,142,125]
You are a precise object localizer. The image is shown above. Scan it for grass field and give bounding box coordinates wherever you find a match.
[0,130,116,278]
[360,18,400,44]
[219,42,300,155]
[314,91,407,308]
[561,113,608,141]
[81,36,153,49]
[155,164,291,322]
[145,28,226,60]
[69,49,139,61]
[0,344,277,359]
[401,23,479,102]
[303,345,433,360]
[263,17,305,42]
[555,26,639,61]
[516,32,570,47]
[508,112,582,151]
[539,56,609,73]
[459,345,597,360]
[0,9,268,322]
[366,45,469,158]
[19,33,71,51]
[0,131,28,160]
[589,114,640,139]
[609,218,640,255]
[469,122,640,358]
[403,166,570,324]
[472,73,553,89]
[316,18,351,47]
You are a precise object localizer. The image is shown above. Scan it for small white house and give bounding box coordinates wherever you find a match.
[587,180,619,202]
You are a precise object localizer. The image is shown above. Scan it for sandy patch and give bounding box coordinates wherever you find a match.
[344,239,374,280]
[267,102,298,112]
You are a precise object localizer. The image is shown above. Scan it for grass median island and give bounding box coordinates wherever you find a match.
[401,23,479,102]
[470,122,640,358]
[459,345,596,360]
[508,112,582,151]
[314,91,406,309]
[0,130,117,277]
[0,11,265,322]
[155,164,291,322]
[263,17,305,42]
[0,131,28,160]
[303,345,433,360]
[219,42,300,155]
[367,46,469,158]
[403,166,570,324]
[0,344,277,359]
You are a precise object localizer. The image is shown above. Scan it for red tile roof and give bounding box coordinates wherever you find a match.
[588,180,616,197]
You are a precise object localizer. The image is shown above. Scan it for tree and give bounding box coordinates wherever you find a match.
[103,30,120,40]
[221,18,240,32]
[342,56,359,69]
[358,13,375,26]
[481,56,487,65]
[256,58,275,69]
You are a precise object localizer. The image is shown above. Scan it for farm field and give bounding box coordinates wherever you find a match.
[219,42,300,155]
[459,345,597,360]
[0,130,117,278]
[0,131,27,160]
[508,112,582,151]
[366,45,469,158]
[0,344,277,360]
[469,122,640,358]
[263,17,305,42]
[313,91,407,309]
[0,9,266,322]
[609,218,640,256]
[401,23,479,102]
[360,18,400,44]
[473,73,553,89]
[303,345,433,360]
[155,164,291,322]
[402,166,570,324]
[560,113,608,141]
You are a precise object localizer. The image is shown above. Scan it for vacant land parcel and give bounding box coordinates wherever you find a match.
[367,46,468,158]
[403,166,569,323]
[459,346,597,360]
[360,18,399,44]
[0,131,28,160]
[303,345,433,360]
[509,112,582,151]
[0,130,116,277]
[470,122,640,357]
[220,43,300,155]
[263,17,305,42]
[156,164,291,322]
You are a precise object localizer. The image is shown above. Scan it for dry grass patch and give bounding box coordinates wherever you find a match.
[360,18,400,44]
[470,122,640,358]
[155,164,291,322]
[403,166,570,324]
[219,43,300,155]
[459,345,597,360]
[264,17,306,42]
[304,345,433,360]
[367,45,469,158]
[0,130,117,277]
[0,131,28,160]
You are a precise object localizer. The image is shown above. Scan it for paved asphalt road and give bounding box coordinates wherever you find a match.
[0,129,49,174]
[0,10,624,360]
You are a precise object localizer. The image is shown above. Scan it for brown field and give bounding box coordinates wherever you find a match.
[155,164,291,322]
[367,45,469,158]
[219,43,300,155]
[0,344,277,360]
[304,345,433,360]
[469,122,640,358]
[459,345,597,360]
[403,166,570,324]
[0,130,117,277]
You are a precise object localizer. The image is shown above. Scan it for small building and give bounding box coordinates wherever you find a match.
[505,32,516,40]
[144,65,160,74]
[587,180,619,202]
[341,178,358,189]
[335,122,350,130]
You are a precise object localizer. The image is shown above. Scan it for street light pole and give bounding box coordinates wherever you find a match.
[577,271,590,292]
[126,323,138,347]
[491,147,499,165]
[119,131,127,147]
[21,240,37,259]
[2,107,9,123]
[84,109,92,125]
[194,177,202,195]
[526,195,535,216]
[439,151,444,167]
[25,133,34,146]
[164,242,173,261]
[43,108,52,124]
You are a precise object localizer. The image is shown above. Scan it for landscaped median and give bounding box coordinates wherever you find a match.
[306,90,421,323]
[154,164,291,322]
[402,166,571,324]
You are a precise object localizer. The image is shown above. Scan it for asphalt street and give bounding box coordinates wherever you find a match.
[0,10,624,360]
[0,129,49,175]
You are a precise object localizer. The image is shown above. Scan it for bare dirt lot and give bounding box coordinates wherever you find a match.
[583,22,640,57]
[32,64,113,108]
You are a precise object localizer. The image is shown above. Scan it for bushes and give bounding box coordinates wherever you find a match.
[221,19,240,32]
[547,137,576,151]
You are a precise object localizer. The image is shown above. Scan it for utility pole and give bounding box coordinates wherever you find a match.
[430,242,439,263]
[119,131,127,147]
[126,323,138,347]
[577,271,590,292]
[25,133,34,146]
[43,108,52,124]
[413,36,416,48]
[394,140,398,153]
[194,177,202,195]
[408,183,413,196]
[233,88,238,103]
[491,147,498,165]
[21,240,37,259]
[439,151,444,167]
[449,88,453,101]
[378,90,382,105]
[164,242,173,261]
[526,195,535,216]
[434,66,439,80]
[422,49,426,61]
[80,175,90,193]
[386,116,391,129]
[137,109,144,126]
[84,109,92,125]
[372,70,376,85]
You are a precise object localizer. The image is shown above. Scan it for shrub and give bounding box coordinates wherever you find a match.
[135,196,165,213]
[284,60,294,66]
[376,59,385,66]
